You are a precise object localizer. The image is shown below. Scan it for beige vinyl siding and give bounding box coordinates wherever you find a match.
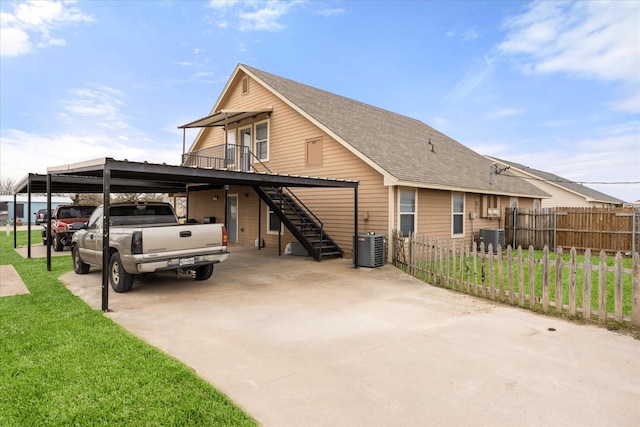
[188,71,388,257]
[504,168,597,208]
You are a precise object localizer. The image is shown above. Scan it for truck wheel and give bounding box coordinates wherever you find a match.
[194,264,214,281]
[72,246,90,274]
[109,252,133,293]
[53,234,64,252]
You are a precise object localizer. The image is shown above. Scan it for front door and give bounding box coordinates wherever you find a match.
[240,126,251,171]
[227,195,238,243]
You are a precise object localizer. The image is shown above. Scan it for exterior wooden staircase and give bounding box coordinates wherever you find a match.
[254,186,343,261]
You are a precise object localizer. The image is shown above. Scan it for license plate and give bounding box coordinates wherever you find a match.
[179,257,195,266]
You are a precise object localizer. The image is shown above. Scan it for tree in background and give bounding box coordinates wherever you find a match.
[0,177,17,195]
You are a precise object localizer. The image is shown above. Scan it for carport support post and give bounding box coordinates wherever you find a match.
[13,193,17,249]
[101,168,111,313]
[46,174,52,271]
[257,193,262,251]
[353,186,359,268]
[27,174,31,258]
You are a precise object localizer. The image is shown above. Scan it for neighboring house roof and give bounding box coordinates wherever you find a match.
[0,195,72,204]
[210,64,549,198]
[486,157,625,205]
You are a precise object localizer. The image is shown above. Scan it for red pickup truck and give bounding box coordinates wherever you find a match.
[42,205,96,251]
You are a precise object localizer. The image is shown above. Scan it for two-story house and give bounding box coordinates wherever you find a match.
[180,64,549,261]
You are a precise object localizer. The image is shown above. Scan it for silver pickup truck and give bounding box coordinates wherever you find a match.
[71,202,229,293]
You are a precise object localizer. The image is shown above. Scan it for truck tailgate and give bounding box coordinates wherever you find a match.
[141,224,223,253]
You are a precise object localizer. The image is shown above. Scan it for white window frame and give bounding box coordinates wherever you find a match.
[510,197,519,208]
[398,188,417,237]
[254,119,269,162]
[266,207,283,235]
[452,192,465,237]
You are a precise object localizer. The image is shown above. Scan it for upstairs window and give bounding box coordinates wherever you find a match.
[255,121,269,161]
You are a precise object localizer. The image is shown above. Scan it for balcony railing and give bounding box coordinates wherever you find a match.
[182,144,271,173]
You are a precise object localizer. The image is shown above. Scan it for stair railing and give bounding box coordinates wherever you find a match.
[265,187,327,259]
[184,145,334,258]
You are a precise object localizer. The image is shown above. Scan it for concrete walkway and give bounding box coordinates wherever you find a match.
[60,245,640,427]
[0,265,29,297]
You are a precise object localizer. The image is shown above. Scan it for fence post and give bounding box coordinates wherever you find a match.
[498,245,505,302]
[615,252,623,322]
[507,245,514,304]
[529,246,536,308]
[569,247,577,316]
[632,252,639,327]
[518,246,525,307]
[583,248,592,321]
[489,244,495,300]
[598,250,607,323]
[542,246,550,312]
[555,247,563,314]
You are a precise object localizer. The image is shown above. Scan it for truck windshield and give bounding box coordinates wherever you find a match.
[110,205,177,225]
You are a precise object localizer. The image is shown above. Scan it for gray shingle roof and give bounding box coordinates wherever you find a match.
[243,64,548,197]
[487,157,625,204]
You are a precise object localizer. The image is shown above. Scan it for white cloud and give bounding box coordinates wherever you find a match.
[486,108,522,119]
[0,0,94,56]
[460,29,478,41]
[449,55,495,99]
[0,26,31,56]
[446,28,479,41]
[0,129,177,180]
[0,84,180,181]
[238,2,291,31]
[499,1,640,113]
[472,121,640,202]
[611,92,640,114]
[537,119,573,128]
[60,87,127,124]
[207,0,241,10]
[316,8,345,17]
[205,0,298,32]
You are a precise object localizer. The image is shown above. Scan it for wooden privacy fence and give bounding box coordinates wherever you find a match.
[392,230,640,327]
[504,207,640,254]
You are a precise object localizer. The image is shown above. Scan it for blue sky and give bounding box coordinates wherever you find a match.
[1,0,639,202]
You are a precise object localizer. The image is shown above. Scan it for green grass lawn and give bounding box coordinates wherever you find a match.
[0,231,256,426]
[404,245,635,317]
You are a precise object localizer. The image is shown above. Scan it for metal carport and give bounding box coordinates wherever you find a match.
[13,157,359,312]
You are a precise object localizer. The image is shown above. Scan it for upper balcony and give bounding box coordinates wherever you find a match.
[182,144,270,173]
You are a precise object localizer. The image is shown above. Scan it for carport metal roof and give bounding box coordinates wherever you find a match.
[14,157,359,313]
[45,157,357,189]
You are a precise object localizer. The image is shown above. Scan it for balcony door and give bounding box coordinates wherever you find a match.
[239,126,251,171]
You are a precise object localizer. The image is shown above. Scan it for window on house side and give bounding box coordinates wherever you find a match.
[510,197,519,208]
[267,208,283,235]
[399,188,416,237]
[452,193,464,236]
[255,121,268,161]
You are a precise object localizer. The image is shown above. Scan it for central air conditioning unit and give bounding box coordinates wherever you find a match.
[479,228,505,253]
[355,233,386,267]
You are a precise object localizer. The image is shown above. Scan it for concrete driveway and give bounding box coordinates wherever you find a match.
[60,244,640,427]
